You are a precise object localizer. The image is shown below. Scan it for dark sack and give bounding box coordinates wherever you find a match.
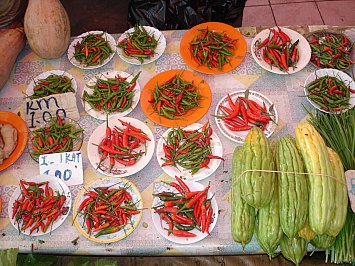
[128,0,246,30]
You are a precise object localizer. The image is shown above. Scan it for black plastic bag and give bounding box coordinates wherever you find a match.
[128,0,246,30]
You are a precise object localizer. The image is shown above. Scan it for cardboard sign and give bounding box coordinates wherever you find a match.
[39,151,83,186]
[345,170,355,213]
[25,93,80,129]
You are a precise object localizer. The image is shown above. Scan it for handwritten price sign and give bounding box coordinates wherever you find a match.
[39,151,83,186]
[25,93,80,129]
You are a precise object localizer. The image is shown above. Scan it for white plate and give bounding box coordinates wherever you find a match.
[251,27,311,75]
[72,177,143,243]
[87,116,155,177]
[67,31,116,70]
[26,70,77,97]
[214,90,278,143]
[82,70,141,120]
[304,68,355,113]
[156,123,223,182]
[117,26,166,65]
[8,174,72,236]
[151,180,218,244]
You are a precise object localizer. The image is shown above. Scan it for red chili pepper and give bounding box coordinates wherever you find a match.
[174,176,190,193]
[205,207,213,235]
[155,207,178,214]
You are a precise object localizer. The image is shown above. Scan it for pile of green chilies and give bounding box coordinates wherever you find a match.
[308,31,353,70]
[30,74,75,99]
[150,74,202,119]
[305,75,352,112]
[118,25,158,63]
[83,72,141,113]
[31,115,83,159]
[189,27,237,70]
[161,121,224,175]
[73,33,114,67]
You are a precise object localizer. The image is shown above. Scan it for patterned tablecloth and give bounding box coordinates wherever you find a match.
[0,25,354,256]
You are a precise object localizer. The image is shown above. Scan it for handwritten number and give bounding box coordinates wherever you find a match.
[43,111,52,122]
[63,169,72,181]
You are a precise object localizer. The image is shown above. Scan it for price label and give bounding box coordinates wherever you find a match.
[345,170,355,213]
[25,93,80,129]
[39,151,83,186]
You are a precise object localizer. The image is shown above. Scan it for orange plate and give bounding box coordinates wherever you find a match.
[180,22,247,74]
[0,111,28,171]
[140,69,212,128]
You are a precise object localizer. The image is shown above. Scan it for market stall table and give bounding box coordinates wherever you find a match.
[0,25,354,256]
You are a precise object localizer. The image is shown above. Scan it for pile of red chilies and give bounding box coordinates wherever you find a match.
[77,186,140,238]
[96,119,151,172]
[154,176,214,237]
[12,180,69,235]
[218,93,273,131]
[256,27,299,72]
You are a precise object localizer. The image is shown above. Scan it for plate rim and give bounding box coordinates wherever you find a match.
[180,21,247,75]
[67,30,117,70]
[72,176,143,243]
[214,89,279,143]
[0,111,28,172]
[7,174,72,236]
[251,26,311,75]
[25,70,77,98]
[303,68,355,113]
[87,116,155,177]
[140,69,212,128]
[156,122,224,181]
[305,30,354,71]
[151,180,218,244]
[116,26,167,65]
[81,70,141,120]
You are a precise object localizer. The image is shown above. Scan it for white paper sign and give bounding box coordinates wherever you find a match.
[25,93,80,129]
[345,170,355,213]
[39,151,83,186]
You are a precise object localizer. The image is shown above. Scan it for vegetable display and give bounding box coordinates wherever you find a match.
[217,91,275,132]
[153,176,215,238]
[0,123,17,164]
[237,127,275,209]
[276,136,308,239]
[149,74,202,119]
[307,31,353,70]
[29,73,75,99]
[73,33,114,67]
[305,75,352,112]
[280,235,308,266]
[12,180,69,235]
[94,119,151,172]
[256,183,283,259]
[295,121,335,235]
[308,109,354,264]
[117,25,159,63]
[75,185,141,238]
[231,146,256,248]
[160,121,223,175]
[30,115,83,159]
[83,72,140,113]
[189,27,237,70]
[255,27,300,72]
